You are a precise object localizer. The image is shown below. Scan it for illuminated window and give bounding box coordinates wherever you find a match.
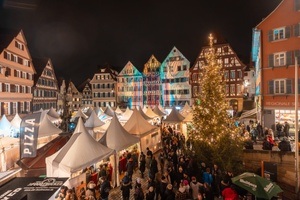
[15,41,24,50]
[274,52,285,66]
[273,28,285,40]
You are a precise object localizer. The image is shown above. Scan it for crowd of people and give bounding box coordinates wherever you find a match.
[117,125,245,200]
[55,121,289,200]
[240,120,293,152]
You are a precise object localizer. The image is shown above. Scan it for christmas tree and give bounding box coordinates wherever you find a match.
[190,34,243,172]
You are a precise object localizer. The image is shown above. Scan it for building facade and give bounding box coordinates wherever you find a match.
[142,55,161,107]
[79,78,93,108]
[0,29,35,115]
[90,66,118,108]
[160,47,191,108]
[67,81,82,112]
[190,37,245,115]
[252,0,300,132]
[117,61,143,109]
[32,57,58,112]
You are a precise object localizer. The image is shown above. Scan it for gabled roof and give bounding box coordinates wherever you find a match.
[256,0,284,28]
[32,57,49,84]
[143,54,161,74]
[119,61,142,76]
[77,78,91,92]
[99,113,139,152]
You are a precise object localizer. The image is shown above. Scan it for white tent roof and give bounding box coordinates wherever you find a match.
[84,111,105,128]
[0,115,11,130]
[94,106,102,116]
[163,106,185,123]
[85,107,94,117]
[38,115,62,137]
[47,107,60,119]
[46,117,114,177]
[153,105,167,117]
[73,108,88,120]
[142,106,148,113]
[137,107,152,121]
[183,112,193,122]
[99,113,139,152]
[114,106,123,115]
[180,102,193,117]
[145,107,159,119]
[10,113,22,129]
[124,108,158,136]
[119,107,133,121]
[104,106,115,117]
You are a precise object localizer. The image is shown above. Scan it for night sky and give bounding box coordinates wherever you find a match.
[0,0,282,86]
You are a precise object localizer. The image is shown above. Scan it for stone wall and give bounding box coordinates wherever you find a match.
[243,149,298,199]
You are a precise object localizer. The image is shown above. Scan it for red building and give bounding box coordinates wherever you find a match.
[253,0,300,133]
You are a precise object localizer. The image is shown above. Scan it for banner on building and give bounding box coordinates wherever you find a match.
[20,112,42,158]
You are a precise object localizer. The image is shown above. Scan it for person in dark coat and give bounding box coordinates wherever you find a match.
[146,186,155,200]
[99,176,111,200]
[150,156,158,180]
[139,151,146,178]
[163,184,175,200]
[126,157,134,180]
[120,175,132,200]
[278,137,292,151]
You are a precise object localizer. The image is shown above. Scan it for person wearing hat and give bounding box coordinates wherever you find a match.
[175,182,189,200]
[278,136,292,151]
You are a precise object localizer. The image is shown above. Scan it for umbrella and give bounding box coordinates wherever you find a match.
[231,172,283,199]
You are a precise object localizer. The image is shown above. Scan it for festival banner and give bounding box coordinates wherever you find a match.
[19,112,42,158]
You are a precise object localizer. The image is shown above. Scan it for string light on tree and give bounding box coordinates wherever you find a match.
[189,33,244,173]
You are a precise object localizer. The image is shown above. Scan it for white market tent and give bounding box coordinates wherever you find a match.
[180,102,193,117]
[38,114,62,138]
[84,111,105,140]
[144,107,159,119]
[0,115,12,137]
[104,106,115,117]
[114,106,123,115]
[99,113,139,187]
[10,113,22,137]
[119,107,133,122]
[71,108,88,121]
[137,106,152,121]
[163,106,185,133]
[46,117,114,177]
[123,108,161,153]
[85,107,94,117]
[47,107,61,119]
[163,106,185,123]
[153,105,167,117]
